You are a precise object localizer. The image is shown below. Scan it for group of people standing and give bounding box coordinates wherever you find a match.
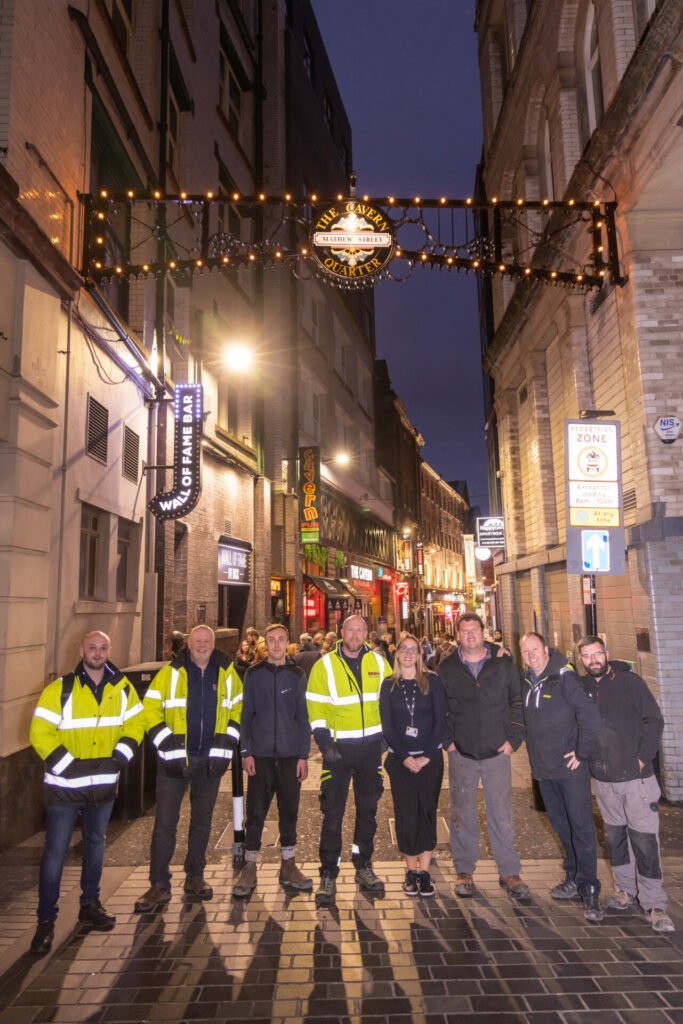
[27,609,673,955]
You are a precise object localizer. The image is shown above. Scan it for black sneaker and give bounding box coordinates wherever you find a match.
[550,878,579,900]
[403,870,419,896]
[30,920,54,955]
[418,871,435,898]
[78,901,116,931]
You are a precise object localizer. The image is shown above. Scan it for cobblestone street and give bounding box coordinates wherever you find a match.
[2,751,683,1023]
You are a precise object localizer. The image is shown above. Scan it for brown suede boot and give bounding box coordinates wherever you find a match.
[232,861,257,898]
[279,857,313,891]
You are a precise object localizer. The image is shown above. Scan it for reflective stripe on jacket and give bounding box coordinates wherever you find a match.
[144,655,242,774]
[30,665,145,805]
[306,643,392,744]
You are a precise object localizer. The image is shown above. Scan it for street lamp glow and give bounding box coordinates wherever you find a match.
[333,451,350,466]
[223,343,253,373]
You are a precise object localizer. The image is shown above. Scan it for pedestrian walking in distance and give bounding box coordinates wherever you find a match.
[134,625,242,912]
[439,613,529,900]
[380,633,446,897]
[578,635,674,933]
[306,613,392,908]
[233,624,312,897]
[520,632,603,922]
[29,630,144,954]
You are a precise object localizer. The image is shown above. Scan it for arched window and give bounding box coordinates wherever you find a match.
[584,3,604,135]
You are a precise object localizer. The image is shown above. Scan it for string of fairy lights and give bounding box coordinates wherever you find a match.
[84,190,624,291]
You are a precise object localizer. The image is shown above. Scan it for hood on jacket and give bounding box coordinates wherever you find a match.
[524,647,573,684]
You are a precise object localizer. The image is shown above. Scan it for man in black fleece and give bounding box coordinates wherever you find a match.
[439,613,528,899]
[232,624,312,897]
[520,632,603,922]
[578,635,673,933]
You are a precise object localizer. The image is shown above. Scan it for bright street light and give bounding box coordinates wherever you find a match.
[333,451,350,466]
[223,343,253,373]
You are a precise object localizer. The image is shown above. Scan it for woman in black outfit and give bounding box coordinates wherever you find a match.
[380,632,447,897]
[234,640,254,678]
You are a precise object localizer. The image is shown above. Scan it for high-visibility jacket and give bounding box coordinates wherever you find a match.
[30,663,145,806]
[306,642,392,746]
[144,652,242,775]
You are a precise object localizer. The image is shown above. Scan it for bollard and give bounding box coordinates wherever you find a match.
[232,748,245,866]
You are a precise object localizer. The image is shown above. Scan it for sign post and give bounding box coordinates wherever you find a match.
[565,419,625,632]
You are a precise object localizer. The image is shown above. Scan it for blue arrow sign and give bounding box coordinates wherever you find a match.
[581,530,610,572]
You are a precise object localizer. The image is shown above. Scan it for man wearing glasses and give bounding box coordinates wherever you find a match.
[578,635,674,933]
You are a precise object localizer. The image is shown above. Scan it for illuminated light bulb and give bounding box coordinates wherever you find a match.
[96,236,104,245]
[169,260,176,269]
[414,196,421,204]
[524,267,532,275]
[498,263,506,272]
[550,271,557,278]
[97,212,105,220]
[491,196,498,203]
[100,190,108,198]
[233,192,240,201]
[465,197,473,205]
[249,253,256,261]
[421,253,428,261]
[142,264,149,272]
[576,273,583,281]
[447,257,454,264]
[363,194,369,201]
[388,196,395,204]
[395,248,402,256]
[440,197,447,204]
[597,245,603,252]
[207,191,214,199]
[115,266,123,274]
[517,198,524,206]
[94,261,102,269]
[599,269,606,276]
[542,198,550,206]
[127,190,134,199]
[258,193,265,201]
[596,221,603,228]
[311,193,318,202]
[180,191,188,199]
[153,190,161,199]
[275,251,282,258]
[337,193,343,201]
[285,193,292,201]
[196,259,203,266]
[472,259,480,268]
[568,198,575,206]
[301,247,308,255]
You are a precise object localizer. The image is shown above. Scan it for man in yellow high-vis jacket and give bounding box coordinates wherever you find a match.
[134,625,242,912]
[29,630,144,955]
[306,614,392,908]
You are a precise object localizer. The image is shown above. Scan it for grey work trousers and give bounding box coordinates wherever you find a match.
[593,774,668,911]
[448,749,521,876]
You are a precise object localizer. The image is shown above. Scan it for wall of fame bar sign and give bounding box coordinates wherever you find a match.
[311,200,395,282]
[149,383,203,521]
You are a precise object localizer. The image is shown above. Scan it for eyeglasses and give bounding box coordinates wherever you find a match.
[399,648,419,655]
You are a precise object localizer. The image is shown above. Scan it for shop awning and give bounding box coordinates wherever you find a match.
[303,575,355,600]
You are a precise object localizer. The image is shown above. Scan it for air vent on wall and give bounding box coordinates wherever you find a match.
[122,425,140,482]
[623,487,637,512]
[224,519,232,535]
[86,395,108,464]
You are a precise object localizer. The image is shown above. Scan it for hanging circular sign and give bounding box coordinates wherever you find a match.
[311,199,395,282]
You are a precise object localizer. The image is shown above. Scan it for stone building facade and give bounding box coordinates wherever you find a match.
[476,0,683,795]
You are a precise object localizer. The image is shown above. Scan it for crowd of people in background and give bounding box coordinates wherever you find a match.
[27,610,674,955]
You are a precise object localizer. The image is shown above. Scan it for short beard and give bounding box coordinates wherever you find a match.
[584,663,606,677]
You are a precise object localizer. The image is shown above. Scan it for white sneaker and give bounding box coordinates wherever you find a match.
[648,908,675,933]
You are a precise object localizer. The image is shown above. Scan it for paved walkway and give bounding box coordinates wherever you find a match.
[3,749,683,1022]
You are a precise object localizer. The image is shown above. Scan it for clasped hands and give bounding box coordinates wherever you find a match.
[402,755,430,773]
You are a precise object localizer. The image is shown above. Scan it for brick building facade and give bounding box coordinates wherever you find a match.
[476,0,683,794]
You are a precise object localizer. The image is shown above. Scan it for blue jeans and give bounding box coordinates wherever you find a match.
[539,774,599,895]
[38,801,114,923]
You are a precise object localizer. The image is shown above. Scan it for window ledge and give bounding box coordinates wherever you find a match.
[74,600,139,615]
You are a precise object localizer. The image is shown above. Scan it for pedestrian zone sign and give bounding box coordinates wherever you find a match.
[581,530,610,573]
[564,419,625,575]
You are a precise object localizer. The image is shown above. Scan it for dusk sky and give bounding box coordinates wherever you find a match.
[311,0,488,509]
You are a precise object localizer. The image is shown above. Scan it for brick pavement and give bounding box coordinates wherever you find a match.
[3,748,683,1022]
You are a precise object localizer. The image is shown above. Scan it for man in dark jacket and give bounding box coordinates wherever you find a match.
[439,614,528,899]
[520,632,603,922]
[294,633,321,679]
[232,624,312,897]
[578,635,673,932]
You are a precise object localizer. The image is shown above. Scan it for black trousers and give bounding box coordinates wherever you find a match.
[245,756,302,853]
[539,774,600,895]
[150,756,221,887]
[319,740,383,877]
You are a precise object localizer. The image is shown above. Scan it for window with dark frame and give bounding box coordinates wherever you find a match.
[79,505,101,599]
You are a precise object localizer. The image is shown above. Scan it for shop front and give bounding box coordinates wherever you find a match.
[217,537,251,635]
[302,574,355,635]
[426,589,467,639]
[347,560,375,624]
[270,577,294,629]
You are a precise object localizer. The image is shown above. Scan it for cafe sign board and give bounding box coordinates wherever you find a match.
[311,200,395,282]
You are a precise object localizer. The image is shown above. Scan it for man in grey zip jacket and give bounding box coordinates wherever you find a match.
[232,624,312,897]
[520,632,603,922]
